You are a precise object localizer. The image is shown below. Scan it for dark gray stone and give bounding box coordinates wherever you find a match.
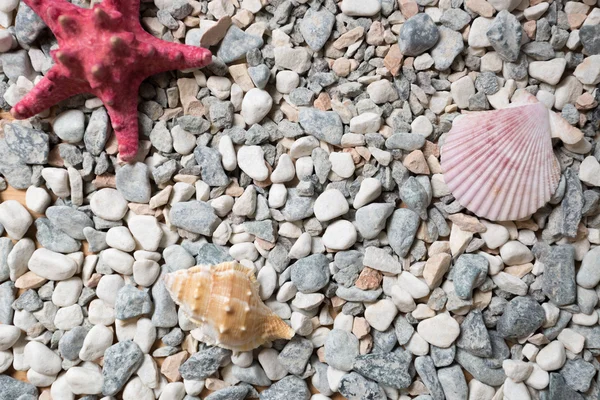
[398,14,440,56]
[217,25,264,63]
[580,25,600,55]
[352,348,414,389]
[4,124,48,164]
[497,296,545,339]
[414,356,445,400]
[46,206,94,240]
[84,107,109,156]
[260,375,311,400]
[561,168,583,238]
[102,340,144,396]
[151,269,178,328]
[281,189,314,222]
[180,346,231,380]
[394,315,415,346]
[543,245,576,306]
[522,41,555,60]
[278,337,313,375]
[0,281,16,324]
[12,289,42,312]
[170,201,221,236]
[0,139,33,190]
[298,108,343,146]
[549,372,584,400]
[116,162,151,203]
[387,208,420,258]
[0,375,37,400]
[205,385,249,400]
[15,2,46,46]
[336,286,382,302]
[177,116,210,134]
[559,358,595,393]
[457,309,492,357]
[430,26,464,71]
[455,348,506,386]
[291,254,330,293]
[438,365,468,400]
[372,325,397,354]
[115,285,153,320]
[475,71,500,95]
[399,177,429,220]
[35,218,81,253]
[430,345,455,368]
[338,372,386,400]
[452,254,488,300]
[300,8,335,51]
[59,326,88,361]
[194,145,230,187]
[385,133,425,151]
[486,10,522,62]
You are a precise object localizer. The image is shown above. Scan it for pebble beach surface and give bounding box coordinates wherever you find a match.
[0,0,600,398]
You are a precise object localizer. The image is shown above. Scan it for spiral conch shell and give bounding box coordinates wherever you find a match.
[164,262,295,351]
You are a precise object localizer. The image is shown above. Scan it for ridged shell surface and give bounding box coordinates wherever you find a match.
[164,262,295,351]
[441,101,561,221]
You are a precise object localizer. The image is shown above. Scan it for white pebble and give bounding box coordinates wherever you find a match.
[237,145,269,181]
[314,189,349,221]
[24,341,62,375]
[535,341,566,371]
[322,220,357,250]
[241,88,273,125]
[364,299,398,331]
[0,200,32,240]
[25,186,51,214]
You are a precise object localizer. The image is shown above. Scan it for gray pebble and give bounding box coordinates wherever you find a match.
[180,346,232,380]
[291,254,330,293]
[101,340,144,396]
[46,206,94,240]
[217,25,264,63]
[414,356,445,400]
[338,372,386,400]
[300,8,335,51]
[542,244,576,306]
[260,375,310,400]
[352,349,414,389]
[278,337,313,375]
[496,296,545,339]
[398,14,439,56]
[486,10,522,62]
[170,201,221,236]
[115,285,153,320]
[456,309,492,357]
[325,329,359,371]
[298,108,343,146]
[116,162,151,203]
[4,123,48,164]
[387,208,420,258]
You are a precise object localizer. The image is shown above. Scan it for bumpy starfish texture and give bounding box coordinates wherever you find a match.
[10,0,212,161]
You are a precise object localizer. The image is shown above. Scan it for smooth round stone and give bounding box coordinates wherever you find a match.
[353,178,382,209]
[28,248,78,280]
[123,377,154,400]
[0,325,20,351]
[0,30,13,53]
[106,226,136,252]
[271,154,296,183]
[417,313,460,348]
[0,200,33,240]
[329,152,355,178]
[398,14,440,56]
[91,188,128,221]
[65,365,104,395]
[325,329,359,371]
[314,189,349,221]
[0,350,12,373]
[241,88,272,125]
[133,260,161,287]
[276,71,300,94]
[576,245,600,288]
[480,221,510,249]
[100,248,135,275]
[28,369,57,387]
[364,299,398,331]
[54,304,84,330]
[411,115,433,137]
[53,109,85,143]
[24,341,62,375]
[237,145,269,181]
[79,324,114,361]
[96,274,125,307]
[340,0,381,16]
[499,241,534,265]
[258,348,288,381]
[218,135,237,172]
[322,220,357,250]
[52,277,83,307]
[88,299,116,325]
[128,215,163,252]
[0,0,18,14]
[25,186,51,214]
[536,341,566,371]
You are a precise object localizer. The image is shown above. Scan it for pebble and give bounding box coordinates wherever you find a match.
[388,209,420,258]
[291,254,330,293]
[314,189,349,221]
[497,296,545,339]
[340,0,381,16]
[28,248,78,280]
[102,340,144,396]
[536,341,566,371]
[300,8,335,51]
[116,162,151,203]
[486,10,522,62]
[241,89,272,125]
[0,200,32,240]
[325,329,359,371]
[322,220,357,250]
[53,109,85,143]
[338,372,386,400]
[417,313,460,348]
[91,188,128,221]
[24,341,62,375]
[398,14,440,56]
[299,108,343,146]
[237,145,269,181]
[528,59,567,86]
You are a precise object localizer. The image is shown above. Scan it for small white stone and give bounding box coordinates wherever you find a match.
[183,379,205,396]
[353,177,382,209]
[391,285,416,313]
[206,76,231,100]
[171,126,196,155]
[340,0,381,17]
[229,242,259,261]
[53,109,85,143]
[481,52,503,73]
[480,221,510,249]
[79,324,113,361]
[106,226,136,252]
[28,248,78,281]
[218,135,237,172]
[503,378,531,400]
[134,318,156,353]
[54,304,83,330]
[536,341,566,371]
[123,376,154,400]
[24,341,62,375]
[289,232,312,259]
[499,241,533,265]
[159,382,186,400]
[579,156,600,187]
[525,363,549,390]
[557,328,585,354]
[88,299,116,326]
[0,325,20,351]
[231,351,253,368]
[271,154,296,183]
[574,55,600,86]
[276,71,300,94]
[129,215,163,252]
[314,189,349,221]
[542,302,560,328]
[237,145,269,181]
[411,115,433,137]
[290,136,319,158]
[258,348,288,381]
[322,220,357,250]
[491,272,528,296]
[25,186,51,214]
[91,188,128,221]
[257,265,277,300]
[417,313,460,348]
[241,88,273,125]
[291,312,313,336]
[524,2,549,19]
[405,332,429,356]
[133,259,161,287]
[364,299,398,331]
[468,17,494,47]
[295,156,314,180]
[367,79,398,104]
[8,238,34,281]
[329,152,355,178]
[99,248,135,275]
[52,277,83,307]
[468,379,496,400]
[0,350,12,373]
[0,200,32,240]
[528,59,567,86]
[27,369,57,387]
[349,112,381,134]
[0,0,19,13]
[66,364,103,395]
[96,274,125,307]
[397,271,430,299]
[450,76,475,109]
[414,53,434,70]
[503,360,533,383]
[137,354,159,389]
[268,184,287,208]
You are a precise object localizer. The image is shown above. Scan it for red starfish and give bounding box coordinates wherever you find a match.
[10,0,212,161]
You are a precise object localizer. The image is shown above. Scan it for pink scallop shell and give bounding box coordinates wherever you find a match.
[441,101,561,221]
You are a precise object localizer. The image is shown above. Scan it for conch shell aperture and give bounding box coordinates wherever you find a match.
[164,261,295,352]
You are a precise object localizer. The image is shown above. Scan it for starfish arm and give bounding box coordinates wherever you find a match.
[142,34,212,75]
[102,0,139,19]
[23,0,84,38]
[100,88,140,162]
[11,67,86,119]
